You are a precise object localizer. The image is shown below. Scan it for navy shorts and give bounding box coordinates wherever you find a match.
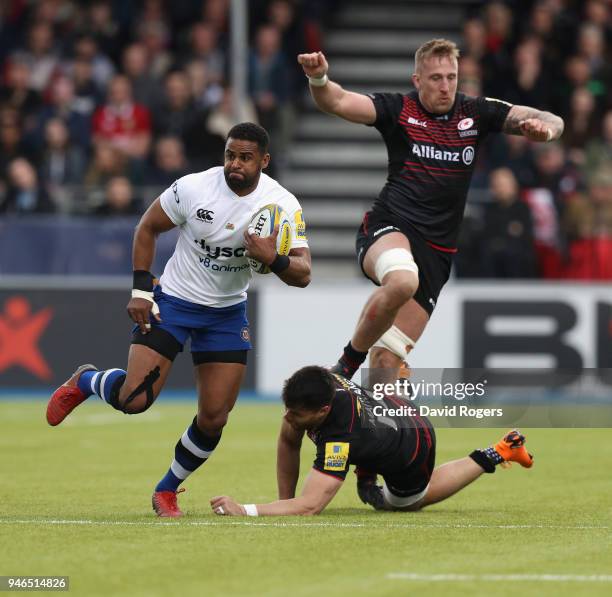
[135,287,252,354]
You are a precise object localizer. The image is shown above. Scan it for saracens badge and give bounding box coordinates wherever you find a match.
[458,117,474,131]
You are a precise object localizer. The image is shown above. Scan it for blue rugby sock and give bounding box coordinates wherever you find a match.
[155,417,221,492]
[77,368,126,404]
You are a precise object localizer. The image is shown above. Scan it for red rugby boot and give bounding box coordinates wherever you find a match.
[46,364,98,426]
[152,488,185,518]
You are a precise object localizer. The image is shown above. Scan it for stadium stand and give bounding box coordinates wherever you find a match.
[0,0,609,279]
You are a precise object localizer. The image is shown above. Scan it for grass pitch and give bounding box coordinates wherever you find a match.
[1,399,611,597]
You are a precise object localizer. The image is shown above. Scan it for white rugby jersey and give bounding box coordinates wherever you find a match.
[158,167,308,307]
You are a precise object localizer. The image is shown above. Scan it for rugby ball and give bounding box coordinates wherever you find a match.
[248,204,292,274]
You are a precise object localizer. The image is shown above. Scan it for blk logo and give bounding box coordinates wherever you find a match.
[0,296,53,380]
[408,117,427,128]
[196,209,214,223]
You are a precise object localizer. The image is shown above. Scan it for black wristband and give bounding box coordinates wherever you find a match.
[133,270,155,291]
[269,254,290,274]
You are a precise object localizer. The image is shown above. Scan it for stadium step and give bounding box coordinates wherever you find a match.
[283,170,385,199]
[293,114,379,140]
[334,3,464,30]
[287,143,387,169]
[325,30,459,57]
[305,229,360,257]
[303,199,369,220]
[282,0,469,261]
[330,58,415,85]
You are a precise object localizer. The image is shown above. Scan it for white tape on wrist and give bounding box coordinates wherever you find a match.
[308,74,328,87]
[244,504,258,517]
[132,289,154,303]
[131,289,160,328]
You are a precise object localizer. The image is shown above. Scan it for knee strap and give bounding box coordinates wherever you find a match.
[131,326,182,362]
[374,248,418,284]
[107,373,127,410]
[110,366,160,413]
[374,325,416,359]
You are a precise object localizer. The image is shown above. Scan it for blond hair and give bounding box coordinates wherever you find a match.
[415,39,460,71]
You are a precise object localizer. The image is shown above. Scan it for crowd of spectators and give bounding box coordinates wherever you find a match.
[457,0,612,279]
[0,0,336,215]
[0,0,609,280]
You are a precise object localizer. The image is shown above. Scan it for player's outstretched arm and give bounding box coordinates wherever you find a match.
[210,469,343,517]
[277,418,305,499]
[297,51,376,125]
[502,104,564,142]
[128,198,176,334]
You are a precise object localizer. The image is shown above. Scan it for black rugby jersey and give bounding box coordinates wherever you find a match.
[368,91,512,249]
[307,376,433,481]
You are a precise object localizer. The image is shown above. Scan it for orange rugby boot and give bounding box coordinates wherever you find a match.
[494,429,534,468]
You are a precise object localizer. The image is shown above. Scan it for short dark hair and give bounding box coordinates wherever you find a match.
[226,122,270,154]
[282,366,336,411]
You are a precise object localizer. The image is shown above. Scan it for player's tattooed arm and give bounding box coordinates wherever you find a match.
[502,104,564,142]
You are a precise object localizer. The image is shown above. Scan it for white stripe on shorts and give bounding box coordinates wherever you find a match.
[383,482,429,509]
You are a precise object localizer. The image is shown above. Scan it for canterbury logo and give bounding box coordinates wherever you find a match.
[196,209,214,223]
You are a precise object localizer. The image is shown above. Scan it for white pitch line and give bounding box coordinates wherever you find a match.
[0,519,608,531]
[387,573,612,583]
[63,411,162,426]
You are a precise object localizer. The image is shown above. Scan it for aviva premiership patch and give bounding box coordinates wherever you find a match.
[324,442,350,471]
[294,210,307,241]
